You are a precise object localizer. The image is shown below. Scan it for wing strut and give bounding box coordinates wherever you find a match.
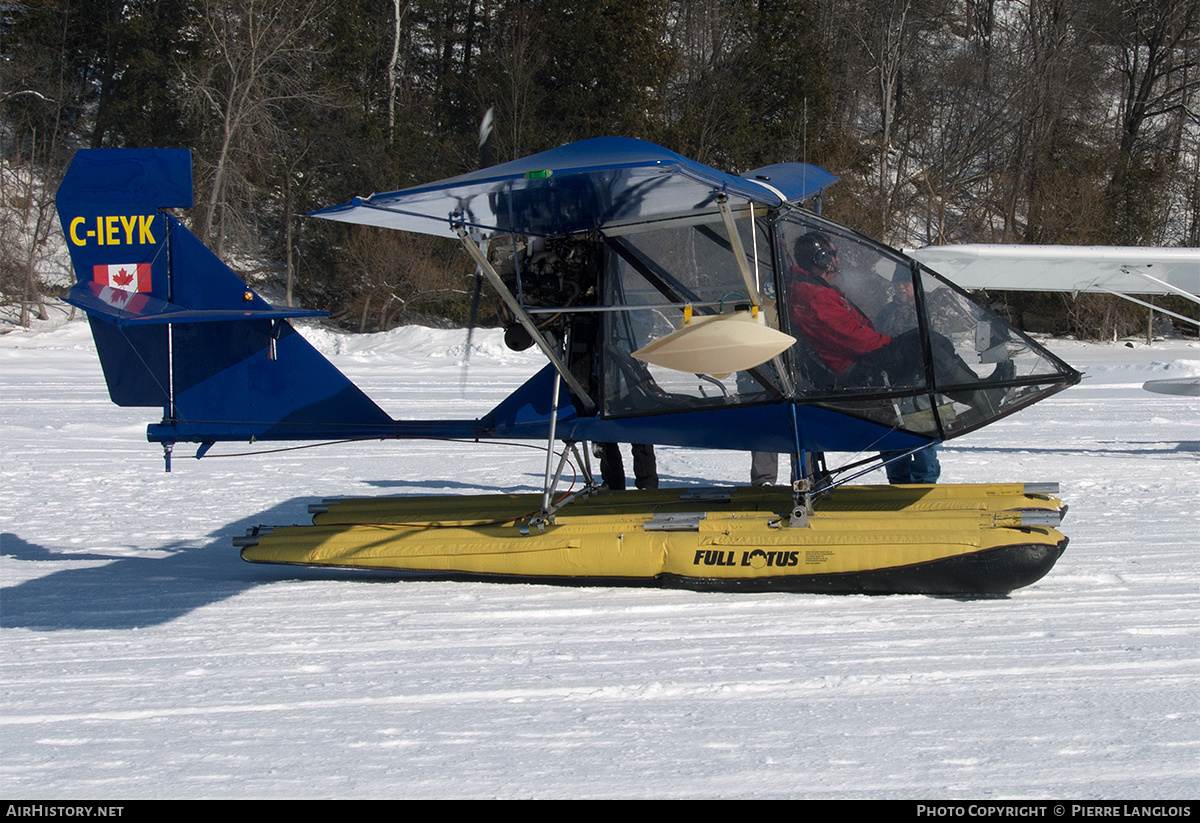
[1098,289,1199,328]
[1102,268,1200,329]
[1120,268,1200,303]
[716,192,761,314]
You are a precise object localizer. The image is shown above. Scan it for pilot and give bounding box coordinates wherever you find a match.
[786,231,893,376]
[786,231,1005,420]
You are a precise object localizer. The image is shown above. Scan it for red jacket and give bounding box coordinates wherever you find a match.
[787,276,891,373]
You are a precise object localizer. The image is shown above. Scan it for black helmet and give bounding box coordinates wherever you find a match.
[794,231,836,271]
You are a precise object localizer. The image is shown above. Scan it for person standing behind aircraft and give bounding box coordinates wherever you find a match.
[874,273,941,484]
[597,442,658,490]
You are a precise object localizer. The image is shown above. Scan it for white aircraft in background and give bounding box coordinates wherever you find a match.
[908,244,1200,396]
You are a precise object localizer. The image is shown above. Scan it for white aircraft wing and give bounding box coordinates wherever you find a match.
[908,244,1200,397]
[907,244,1199,298]
[909,243,1199,330]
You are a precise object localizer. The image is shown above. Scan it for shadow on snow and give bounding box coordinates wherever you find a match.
[0,469,735,632]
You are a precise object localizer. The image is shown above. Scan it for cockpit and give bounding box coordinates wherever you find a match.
[596,204,1077,440]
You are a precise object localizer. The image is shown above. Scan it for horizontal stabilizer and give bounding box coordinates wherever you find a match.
[65,280,327,326]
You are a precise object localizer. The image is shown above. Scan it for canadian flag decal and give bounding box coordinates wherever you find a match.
[94,263,151,293]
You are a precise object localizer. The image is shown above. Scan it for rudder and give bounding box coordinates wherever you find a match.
[56,149,397,454]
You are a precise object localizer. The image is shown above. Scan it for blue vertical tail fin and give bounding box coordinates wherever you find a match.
[56,149,397,448]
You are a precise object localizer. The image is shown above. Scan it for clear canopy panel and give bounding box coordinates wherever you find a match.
[773,209,1078,437]
[596,205,1078,440]
[601,212,787,417]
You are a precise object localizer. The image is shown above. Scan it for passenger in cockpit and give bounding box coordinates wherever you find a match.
[875,270,919,338]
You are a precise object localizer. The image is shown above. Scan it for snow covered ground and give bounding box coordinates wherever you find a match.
[2,319,1197,799]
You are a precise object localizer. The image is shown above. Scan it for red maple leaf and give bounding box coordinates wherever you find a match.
[113,267,134,287]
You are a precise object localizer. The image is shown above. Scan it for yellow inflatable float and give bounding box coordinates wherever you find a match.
[237,483,1067,595]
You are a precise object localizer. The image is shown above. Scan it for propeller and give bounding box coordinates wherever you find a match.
[459,107,496,395]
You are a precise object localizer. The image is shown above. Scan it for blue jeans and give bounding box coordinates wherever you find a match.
[882,446,941,484]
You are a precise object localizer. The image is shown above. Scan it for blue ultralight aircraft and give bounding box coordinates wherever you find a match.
[57,138,1096,594]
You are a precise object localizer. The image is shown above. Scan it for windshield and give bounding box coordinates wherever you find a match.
[774,209,1079,437]
[600,213,786,417]
[594,206,1077,440]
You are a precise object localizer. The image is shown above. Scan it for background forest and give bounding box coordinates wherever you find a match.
[2,0,1198,336]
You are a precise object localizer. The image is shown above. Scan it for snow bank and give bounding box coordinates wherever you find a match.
[1,323,1196,799]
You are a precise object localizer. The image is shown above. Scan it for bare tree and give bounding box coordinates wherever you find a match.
[817,0,951,241]
[1108,0,1200,164]
[340,226,472,332]
[474,2,551,163]
[182,0,333,257]
[869,0,916,233]
[1101,0,1200,243]
[0,3,85,325]
[0,135,69,326]
[660,0,758,166]
[387,0,413,146]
